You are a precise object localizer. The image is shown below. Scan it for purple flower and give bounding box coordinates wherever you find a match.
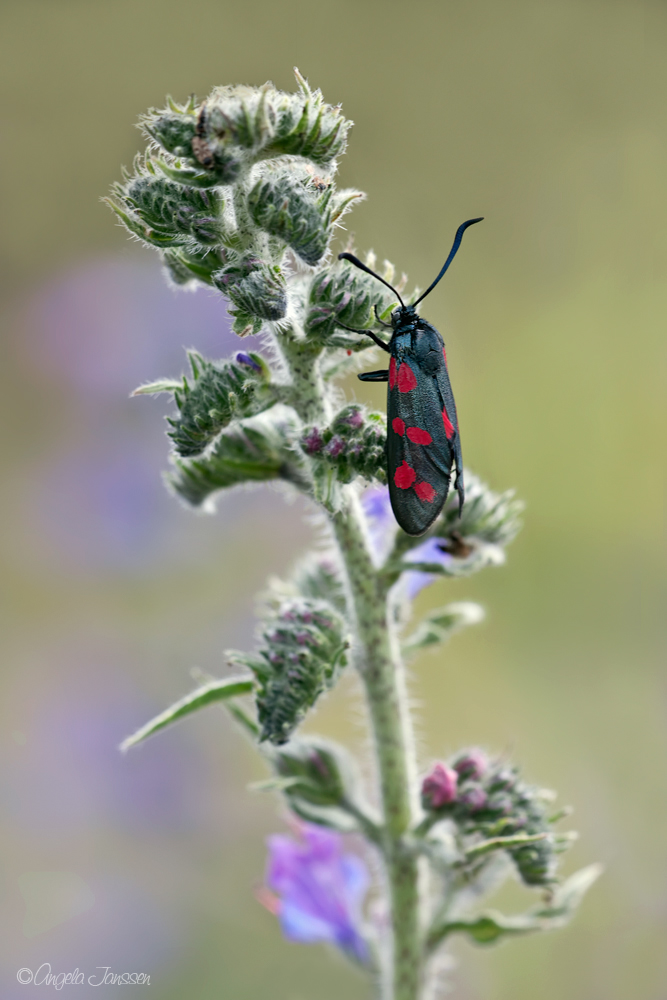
[402,537,454,598]
[264,824,369,963]
[235,351,262,371]
[361,486,396,565]
[421,763,458,809]
[361,486,454,594]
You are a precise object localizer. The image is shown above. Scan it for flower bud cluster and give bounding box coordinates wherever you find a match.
[233,598,349,745]
[289,554,347,615]
[193,72,350,169]
[270,736,356,812]
[212,253,288,325]
[154,350,272,457]
[141,95,199,159]
[421,750,565,886]
[305,258,396,343]
[247,166,362,268]
[112,159,226,248]
[301,404,387,485]
[168,405,308,508]
[108,73,355,336]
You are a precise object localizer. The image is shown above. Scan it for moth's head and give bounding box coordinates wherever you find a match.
[392,303,417,328]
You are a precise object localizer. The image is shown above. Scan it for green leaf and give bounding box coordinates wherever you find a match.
[431,911,538,948]
[463,832,549,862]
[402,601,485,655]
[132,378,183,396]
[120,677,254,751]
[532,864,603,923]
[427,863,603,952]
[165,247,225,286]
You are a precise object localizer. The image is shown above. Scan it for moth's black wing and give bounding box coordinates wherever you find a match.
[386,322,461,536]
[430,329,464,514]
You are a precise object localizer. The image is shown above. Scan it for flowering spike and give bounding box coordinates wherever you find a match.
[168,406,309,508]
[230,597,349,745]
[247,168,335,266]
[162,352,275,457]
[301,404,387,487]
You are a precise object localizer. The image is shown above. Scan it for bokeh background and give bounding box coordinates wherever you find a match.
[1,1,665,997]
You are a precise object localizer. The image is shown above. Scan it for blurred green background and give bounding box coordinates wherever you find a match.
[1,1,665,998]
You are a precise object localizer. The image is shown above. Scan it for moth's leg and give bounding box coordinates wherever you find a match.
[336,321,391,353]
[374,305,393,329]
[358,369,389,382]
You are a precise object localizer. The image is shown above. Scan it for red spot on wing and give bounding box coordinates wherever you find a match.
[442,347,448,366]
[407,426,432,445]
[414,481,436,503]
[394,461,416,489]
[442,406,455,440]
[397,362,418,392]
[389,357,397,389]
[392,417,406,436]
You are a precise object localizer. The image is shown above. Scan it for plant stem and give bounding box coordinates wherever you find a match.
[278,336,329,424]
[332,499,422,1000]
[277,329,422,999]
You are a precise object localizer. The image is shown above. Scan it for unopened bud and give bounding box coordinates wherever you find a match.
[235,352,262,372]
[453,749,488,781]
[421,763,458,810]
[457,785,488,812]
[302,428,324,455]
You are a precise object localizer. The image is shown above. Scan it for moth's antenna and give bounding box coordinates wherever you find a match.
[413,217,483,307]
[337,253,405,308]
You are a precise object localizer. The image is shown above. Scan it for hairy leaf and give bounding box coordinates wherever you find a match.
[120,677,254,751]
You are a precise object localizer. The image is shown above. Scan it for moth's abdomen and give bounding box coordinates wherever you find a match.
[386,351,456,536]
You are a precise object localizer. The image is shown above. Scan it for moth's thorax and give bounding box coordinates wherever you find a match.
[390,307,444,362]
[391,305,419,335]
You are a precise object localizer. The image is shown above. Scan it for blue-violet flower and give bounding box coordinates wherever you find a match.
[264,823,369,963]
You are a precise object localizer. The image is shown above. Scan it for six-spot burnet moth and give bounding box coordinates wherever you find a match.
[337,218,483,536]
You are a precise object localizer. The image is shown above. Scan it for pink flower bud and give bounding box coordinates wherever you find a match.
[302,428,324,455]
[324,435,346,458]
[453,749,488,781]
[458,785,487,812]
[421,763,458,809]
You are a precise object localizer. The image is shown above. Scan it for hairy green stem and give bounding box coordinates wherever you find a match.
[278,327,422,999]
[278,336,329,424]
[332,500,422,1000]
